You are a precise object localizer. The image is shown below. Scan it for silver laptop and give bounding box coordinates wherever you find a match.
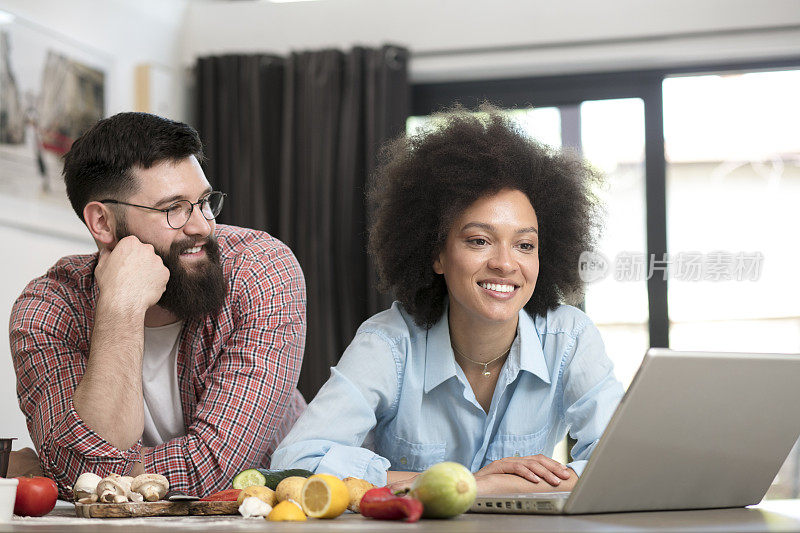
[471,348,800,514]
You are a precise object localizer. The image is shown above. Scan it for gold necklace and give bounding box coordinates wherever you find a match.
[452,343,512,377]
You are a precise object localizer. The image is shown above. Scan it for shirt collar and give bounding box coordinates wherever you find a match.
[424,308,460,393]
[424,306,551,393]
[517,309,551,384]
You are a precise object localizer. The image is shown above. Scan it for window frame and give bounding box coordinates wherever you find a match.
[410,57,800,348]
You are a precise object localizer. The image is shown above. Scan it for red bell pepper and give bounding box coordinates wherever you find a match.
[199,488,242,501]
[360,487,423,523]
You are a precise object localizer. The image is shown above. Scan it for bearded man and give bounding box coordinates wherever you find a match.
[9,112,307,499]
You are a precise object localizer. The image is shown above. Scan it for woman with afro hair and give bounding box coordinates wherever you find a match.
[272,106,624,494]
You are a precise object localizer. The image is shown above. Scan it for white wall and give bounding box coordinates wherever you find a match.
[182,0,800,81]
[0,0,188,451]
[0,0,189,119]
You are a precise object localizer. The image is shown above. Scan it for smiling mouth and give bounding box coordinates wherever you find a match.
[478,281,518,293]
[181,245,203,255]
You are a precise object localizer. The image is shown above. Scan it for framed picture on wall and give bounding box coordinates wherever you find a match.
[0,9,110,240]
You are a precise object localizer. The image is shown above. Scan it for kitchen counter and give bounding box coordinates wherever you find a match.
[2,499,800,532]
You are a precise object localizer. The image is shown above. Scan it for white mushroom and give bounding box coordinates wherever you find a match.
[131,474,169,502]
[96,473,142,503]
[118,476,144,502]
[77,494,99,505]
[96,474,126,502]
[73,472,102,501]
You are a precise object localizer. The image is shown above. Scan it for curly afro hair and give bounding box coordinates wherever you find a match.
[367,105,605,328]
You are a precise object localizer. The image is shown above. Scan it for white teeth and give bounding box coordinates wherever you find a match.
[182,246,201,254]
[480,282,515,293]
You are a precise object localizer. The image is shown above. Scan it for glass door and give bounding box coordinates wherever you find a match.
[580,98,649,387]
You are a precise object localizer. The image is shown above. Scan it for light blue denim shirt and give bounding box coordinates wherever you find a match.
[272,302,624,487]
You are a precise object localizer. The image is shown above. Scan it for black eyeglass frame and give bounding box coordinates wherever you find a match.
[99,191,227,229]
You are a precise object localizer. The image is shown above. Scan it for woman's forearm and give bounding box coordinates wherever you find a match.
[476,470,578,495]
[387,470,420,485]
[386,471,423,492]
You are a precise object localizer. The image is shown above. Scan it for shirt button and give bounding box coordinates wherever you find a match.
[400,457,407,465]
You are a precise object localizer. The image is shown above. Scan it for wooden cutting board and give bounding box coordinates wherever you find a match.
[74,500,239,518]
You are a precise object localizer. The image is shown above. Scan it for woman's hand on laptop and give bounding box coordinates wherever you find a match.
[475,470,579,495]
[386,471,420,493]
[475,455,573,487]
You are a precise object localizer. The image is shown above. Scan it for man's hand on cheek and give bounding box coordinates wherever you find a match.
[95,236,170,314]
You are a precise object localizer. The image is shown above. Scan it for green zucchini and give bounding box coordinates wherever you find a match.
[255,468,314,490]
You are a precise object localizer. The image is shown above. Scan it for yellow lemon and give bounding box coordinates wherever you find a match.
[267,500,307,521]
[300,474,349,519]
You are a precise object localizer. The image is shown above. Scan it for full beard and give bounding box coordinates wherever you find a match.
[115,221,228,321]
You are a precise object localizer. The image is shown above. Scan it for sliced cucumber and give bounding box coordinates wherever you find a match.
[231,468,267,489]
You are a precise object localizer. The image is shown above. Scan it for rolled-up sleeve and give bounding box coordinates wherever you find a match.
[11,288,140,499]
[561,320,624,477]
[271,330,401,486]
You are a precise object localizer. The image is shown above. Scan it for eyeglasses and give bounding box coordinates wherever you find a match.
[100,191,227,229]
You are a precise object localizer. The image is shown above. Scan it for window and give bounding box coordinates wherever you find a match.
[664,70,800,354]
[581,98,649,387]
[407,106,561,150]
[663,69,800,499]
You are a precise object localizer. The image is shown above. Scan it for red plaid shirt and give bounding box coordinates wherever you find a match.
[10,225,307,499]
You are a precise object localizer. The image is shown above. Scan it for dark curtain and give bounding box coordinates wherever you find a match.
[196,54,285,232]
[195,45,408,400]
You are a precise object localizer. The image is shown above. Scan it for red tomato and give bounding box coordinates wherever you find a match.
[14,476,58,517]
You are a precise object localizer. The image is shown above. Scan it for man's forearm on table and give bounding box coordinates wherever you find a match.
[73,298,146,451]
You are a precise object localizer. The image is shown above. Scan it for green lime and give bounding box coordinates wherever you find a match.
[232,468,267,490]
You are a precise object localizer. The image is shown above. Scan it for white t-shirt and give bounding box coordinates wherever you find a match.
[141,321,186,447]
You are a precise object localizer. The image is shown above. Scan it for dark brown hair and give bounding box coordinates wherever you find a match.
[63,112,204,222]
[367,105,604,328]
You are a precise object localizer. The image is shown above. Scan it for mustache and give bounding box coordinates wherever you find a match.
[163,235,222,269]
